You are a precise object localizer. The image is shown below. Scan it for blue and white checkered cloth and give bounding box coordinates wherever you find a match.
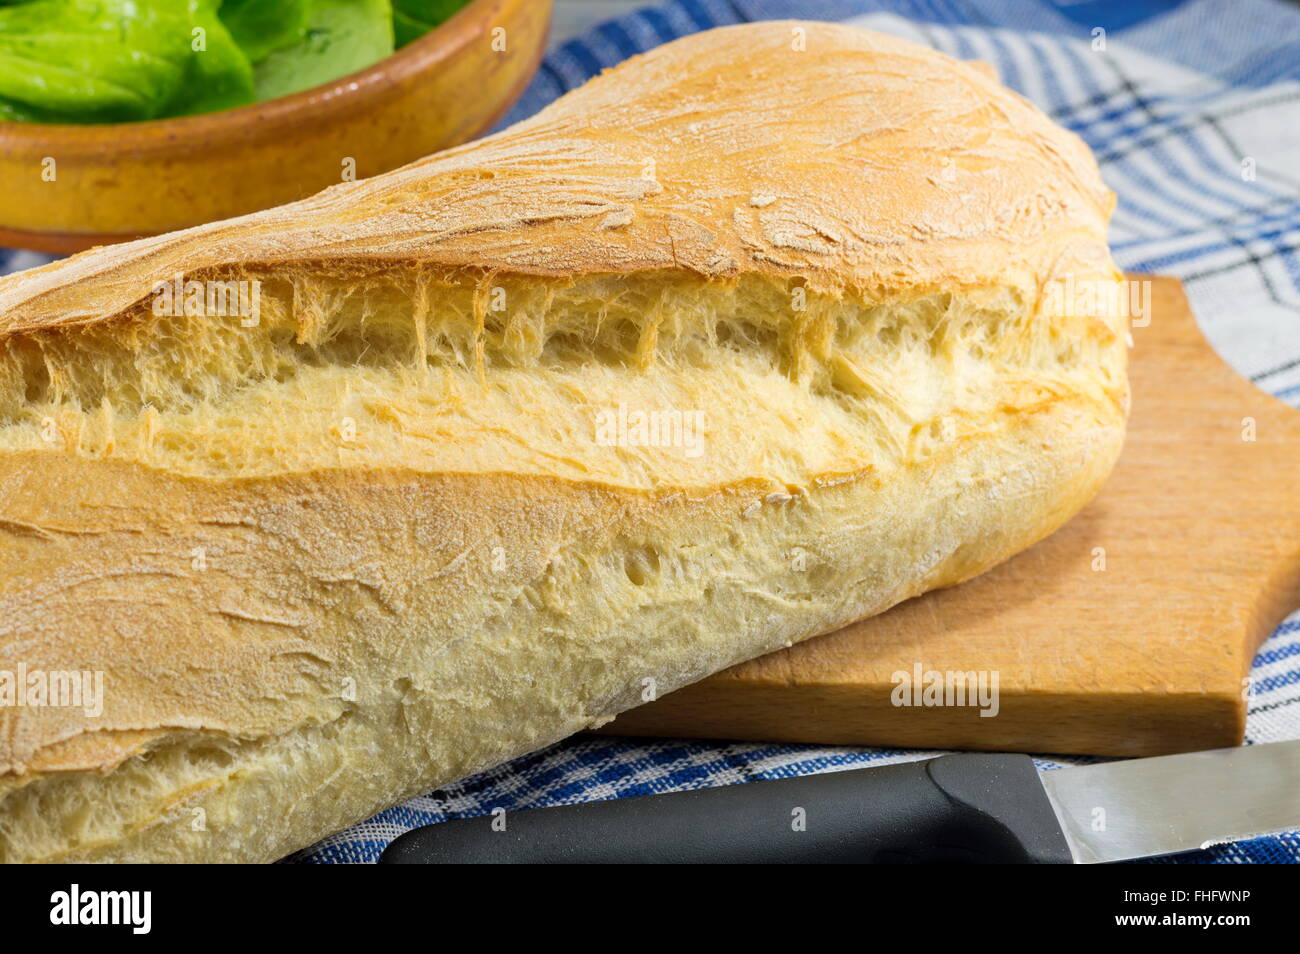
[5,0,1299,863]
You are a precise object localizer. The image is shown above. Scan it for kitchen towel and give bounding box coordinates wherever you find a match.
[4,0,1298,863]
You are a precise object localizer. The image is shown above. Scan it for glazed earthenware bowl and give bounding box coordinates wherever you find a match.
[0,0,552,253]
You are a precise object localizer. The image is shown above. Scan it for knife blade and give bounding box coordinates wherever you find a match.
[379,741,1300,864]
[1040,740,1300,863]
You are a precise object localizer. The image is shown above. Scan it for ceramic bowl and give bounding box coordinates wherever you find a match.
[0,0,552,253]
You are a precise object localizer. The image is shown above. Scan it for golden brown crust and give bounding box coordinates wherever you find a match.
[0,21,1113,333]
[0,21,1127,862]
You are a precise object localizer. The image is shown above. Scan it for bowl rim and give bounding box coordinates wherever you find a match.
[0,0,515,151]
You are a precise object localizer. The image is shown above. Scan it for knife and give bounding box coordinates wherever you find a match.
[379,741,1300,863]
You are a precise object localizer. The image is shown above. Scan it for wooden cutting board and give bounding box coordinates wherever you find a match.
[604,276,1300,757]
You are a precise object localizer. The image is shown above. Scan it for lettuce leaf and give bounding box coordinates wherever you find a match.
[253,0,393,102]
[392,0,467,47]
[0,0,194,121]
[220,0,309,64]
[0,0,406,122]
[0,0,257,122]
[165,0,257,117]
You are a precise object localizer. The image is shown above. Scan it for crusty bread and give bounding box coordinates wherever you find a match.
[0,21,1127,863]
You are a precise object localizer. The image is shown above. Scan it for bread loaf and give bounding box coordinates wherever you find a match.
[0,21,1127,862]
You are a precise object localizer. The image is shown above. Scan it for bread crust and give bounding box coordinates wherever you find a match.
[0,22,1115,330]
[0,21,1126,862]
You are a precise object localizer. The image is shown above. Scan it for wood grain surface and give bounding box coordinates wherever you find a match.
[605,276,1300,757]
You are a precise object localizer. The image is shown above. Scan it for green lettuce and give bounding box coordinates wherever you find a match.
[0,0,256,122]
[0,0,194,121]
[392,0,467,47]
[0,0,472,124]
[169,0,257,117]
[253,0,393,102]
[220,0,310,64]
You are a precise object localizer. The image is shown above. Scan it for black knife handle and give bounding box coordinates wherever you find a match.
[379,753,1073,864]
